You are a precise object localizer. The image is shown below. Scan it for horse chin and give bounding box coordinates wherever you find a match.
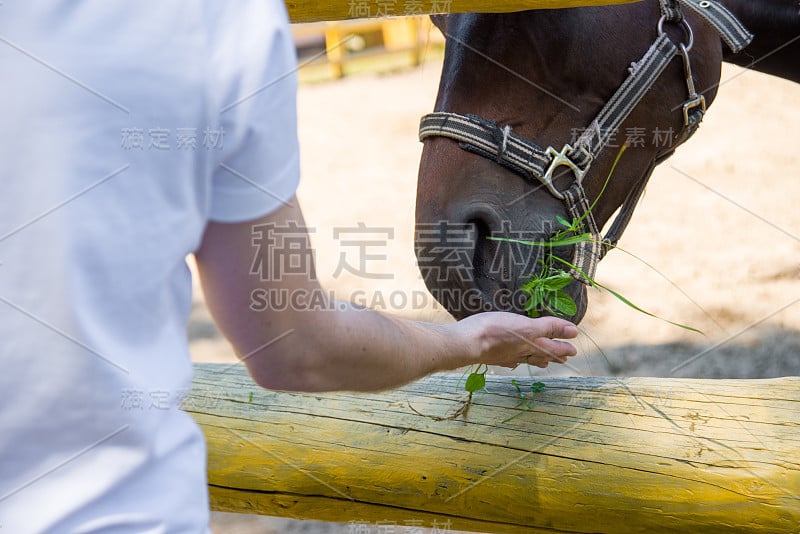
[565,282,589,324]
[515,279,588,325]
[427,276,588,325]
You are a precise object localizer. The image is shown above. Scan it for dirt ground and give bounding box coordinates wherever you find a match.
[191,53,800,533]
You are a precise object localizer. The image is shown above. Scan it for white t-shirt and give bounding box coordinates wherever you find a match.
[0,2,299,532]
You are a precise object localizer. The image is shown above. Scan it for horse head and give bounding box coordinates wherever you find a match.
[415,1,747,322]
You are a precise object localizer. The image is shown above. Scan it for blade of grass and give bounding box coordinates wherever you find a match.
[549,254,703,335]
[587,144,628,215]
[575,325,605,375]
[601,243,725,333]
[594,281,704,334]
[549,254,601,290]
[570,144,628,231]
[489,234,592,248]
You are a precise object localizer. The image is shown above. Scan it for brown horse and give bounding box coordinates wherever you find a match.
[720,0,800,83]
[415,0,799,322]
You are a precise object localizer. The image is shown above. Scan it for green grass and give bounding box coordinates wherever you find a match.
[461,144,703,397]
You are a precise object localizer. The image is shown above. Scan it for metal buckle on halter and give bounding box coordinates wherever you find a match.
[541,144,592,200]
[682,94,706,126]
[678,43,706,126]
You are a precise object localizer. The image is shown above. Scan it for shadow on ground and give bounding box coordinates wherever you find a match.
[515,325,800,379]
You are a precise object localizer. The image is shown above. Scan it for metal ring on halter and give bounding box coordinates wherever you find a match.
[657,15,695,51]
[541,144,591,200]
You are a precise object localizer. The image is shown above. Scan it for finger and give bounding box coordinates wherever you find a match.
[529,358,549,369]
[506,323,577,357]
[535,350,568,364]
[530,337,577,359]
[534,317,579,340]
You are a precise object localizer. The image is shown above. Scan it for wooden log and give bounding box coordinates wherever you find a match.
[186,364,800,533]
[285,0,640,24]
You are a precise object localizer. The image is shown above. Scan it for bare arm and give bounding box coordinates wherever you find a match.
[195,196,577,392]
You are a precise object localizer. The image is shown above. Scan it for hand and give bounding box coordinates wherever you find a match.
[456,312,578,369]
[198,198,578,392]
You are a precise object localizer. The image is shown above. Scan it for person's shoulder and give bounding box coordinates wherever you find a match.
[204,0,291,40]
[204,0,295,84]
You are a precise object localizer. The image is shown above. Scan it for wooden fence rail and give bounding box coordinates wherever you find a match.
[186,363,800,533]
[285,0,640,23]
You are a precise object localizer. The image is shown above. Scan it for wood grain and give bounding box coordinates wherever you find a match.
[187,364,800,533]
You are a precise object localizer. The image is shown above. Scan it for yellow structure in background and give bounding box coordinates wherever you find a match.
[292,17,440,80]
[284,0,640,23]
[288,0,640,80]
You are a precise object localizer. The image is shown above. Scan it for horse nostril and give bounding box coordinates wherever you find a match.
[468,217,503,290]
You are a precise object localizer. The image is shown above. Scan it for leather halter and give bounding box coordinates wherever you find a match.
[419,0,752,285]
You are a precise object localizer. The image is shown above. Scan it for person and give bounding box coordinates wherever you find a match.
[0,1,577,532]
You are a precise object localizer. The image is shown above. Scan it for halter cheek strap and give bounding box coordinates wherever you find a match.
[419,0,752,286]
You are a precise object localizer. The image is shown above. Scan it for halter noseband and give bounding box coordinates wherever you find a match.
[419,0,752,285]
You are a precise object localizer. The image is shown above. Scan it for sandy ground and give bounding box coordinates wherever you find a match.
[191,54,800,533]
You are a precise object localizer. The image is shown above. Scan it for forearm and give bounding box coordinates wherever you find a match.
[244,300,577,392]
[196,200,577,394]
[248,302,477,392]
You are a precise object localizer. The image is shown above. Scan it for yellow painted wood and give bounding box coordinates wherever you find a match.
[285,0,641,24]
[381,18,422,57]
[321,18,423,79]
[186,364,800,533]
[323,24,346,78]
